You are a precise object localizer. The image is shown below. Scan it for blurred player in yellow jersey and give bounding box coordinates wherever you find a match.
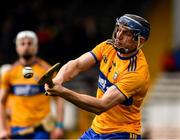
[45,14,150,139]
[0,31,64,139]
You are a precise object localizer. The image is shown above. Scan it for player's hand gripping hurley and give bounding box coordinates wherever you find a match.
[38,63,61,95]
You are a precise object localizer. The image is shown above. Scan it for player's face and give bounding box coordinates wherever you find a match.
[114,25,137,51]
[16,37,38,60]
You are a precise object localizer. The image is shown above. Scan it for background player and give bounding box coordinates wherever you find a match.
[45,14,151,139]
[0,30,64,139]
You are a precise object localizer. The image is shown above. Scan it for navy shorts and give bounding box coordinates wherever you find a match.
[80,128,141,139]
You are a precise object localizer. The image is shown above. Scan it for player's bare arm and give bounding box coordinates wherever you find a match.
[45,84,126,115]
[51,97,64,139]
[0,89,10,138]
[53,52,96,84]
[0,89,9,127]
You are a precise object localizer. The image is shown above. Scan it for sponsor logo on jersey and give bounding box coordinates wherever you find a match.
[98,71,113,93]
[12,85,45,96]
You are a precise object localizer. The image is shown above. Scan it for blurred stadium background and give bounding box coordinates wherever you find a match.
[1,0,180,139]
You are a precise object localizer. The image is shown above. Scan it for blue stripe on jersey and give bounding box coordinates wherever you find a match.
[89,51,98,63]
[122,97,133,106]
[98,72,133,106]
[98,71,113,93]
[11,85,45,96]
[114,85,133,106]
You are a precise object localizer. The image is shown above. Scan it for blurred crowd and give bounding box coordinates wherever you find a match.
[160,48,180,72]
[0,2,102,65]
[0,0,153,65]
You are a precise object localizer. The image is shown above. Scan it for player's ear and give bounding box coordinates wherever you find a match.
[140,36,146,45]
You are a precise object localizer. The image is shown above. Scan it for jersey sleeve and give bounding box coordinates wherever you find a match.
[115,72,146,98]
[1,70,11,91]
[90,41,107,62]
[37,58,51,70]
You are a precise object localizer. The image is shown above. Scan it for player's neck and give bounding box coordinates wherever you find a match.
[19,56,37,66]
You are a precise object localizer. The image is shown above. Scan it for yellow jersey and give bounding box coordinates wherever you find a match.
[1,58,51,127]
[90,40,150,135]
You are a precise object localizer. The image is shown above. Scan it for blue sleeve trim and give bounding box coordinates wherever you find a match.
[114,85,133,106]
[114,85,128,99]
[89,51,98,63]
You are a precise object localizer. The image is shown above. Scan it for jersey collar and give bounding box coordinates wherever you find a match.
[117,50,139,60]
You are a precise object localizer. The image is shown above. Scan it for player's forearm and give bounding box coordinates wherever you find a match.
[0,104,7,130]
[55,52,95,83]
[58,88,105,115]
[56,98,64,122]
[55,60,80,83]
[0,91,8,130]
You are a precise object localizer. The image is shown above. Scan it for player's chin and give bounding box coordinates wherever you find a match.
[115,42,122,48]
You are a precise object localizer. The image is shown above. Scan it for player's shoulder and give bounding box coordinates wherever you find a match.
[35,57,51,70]
[0,64,13,76]
[127,50,149,75]
[8,61,21,71]
[137,50,148,66]
[105,39,114,45]
[105,39,114,51]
